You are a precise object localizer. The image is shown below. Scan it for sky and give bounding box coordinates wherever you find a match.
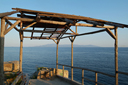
[0,0,128,47]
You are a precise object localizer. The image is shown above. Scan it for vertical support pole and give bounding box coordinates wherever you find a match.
[63,66,64,77]
[115,27,118,85]
[56,40,59,75]
[0,18,5,85]
[82,69,84,85]
[71,37,73,80]
[75,26,77,34]
[19,21,23,72]
[95,72,98,85]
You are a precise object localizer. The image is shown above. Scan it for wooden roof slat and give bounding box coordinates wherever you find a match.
[0,11,18,18]
[12,8,128,28]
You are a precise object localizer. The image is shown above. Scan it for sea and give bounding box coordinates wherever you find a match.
[4,47,128,85]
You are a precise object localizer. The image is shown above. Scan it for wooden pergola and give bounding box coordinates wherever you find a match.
[0,8,128,85]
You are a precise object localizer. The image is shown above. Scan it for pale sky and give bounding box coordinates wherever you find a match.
[0,0,128,47]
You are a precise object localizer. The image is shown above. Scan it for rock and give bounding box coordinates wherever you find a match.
[4,62,13,72]
[4,61,19,72]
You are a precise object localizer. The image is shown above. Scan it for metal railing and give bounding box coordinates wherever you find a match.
[58,63,128,85]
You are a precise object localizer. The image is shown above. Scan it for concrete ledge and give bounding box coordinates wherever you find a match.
[56,75,81,85]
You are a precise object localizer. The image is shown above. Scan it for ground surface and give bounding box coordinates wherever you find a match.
[29,78,71,85]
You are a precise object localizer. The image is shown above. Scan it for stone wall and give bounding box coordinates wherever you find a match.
[4,61,19,72]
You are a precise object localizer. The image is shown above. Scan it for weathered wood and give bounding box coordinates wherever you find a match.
[0,11,18,18]
[11,72,23,85]
[71,37,74,80]
[5,23,9,30]
[106,28,116,39]
[23,22,37,30]
[4,20,21,35]
[31,27,34,39]
[95,72,98,85]
[75,23,114,29]
[4,17,116,29]
[115,27,118,85]
[56,40,60,75]
[19,29,75,35]
[0,18,5,85]
[60,28,114,39]
[63,66,64,77]
[68,28,78,35]
[19,22,23,72]
[58,63,115,78]
[23,36,56,39]
[82,69,84,85]
[5,19,19,31]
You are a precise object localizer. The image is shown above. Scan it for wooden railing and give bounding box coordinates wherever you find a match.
[58,63,128,85]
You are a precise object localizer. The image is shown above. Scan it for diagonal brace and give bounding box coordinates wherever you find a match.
[4,20,21,35]
[106,28,116,39]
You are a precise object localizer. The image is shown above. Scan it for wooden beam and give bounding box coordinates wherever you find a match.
[20,29,74,35]
[39,27,46,39]
[12,8,128,28]
[4,20,21,35]
[5,19,19,31]
[68,27,78,35]
[23,36,56,39]
[75,23,114,29]
[0,18,5,85]
[0,11,18,18]
[23,22,37,30]
[60,28,114,39]
[4,17,116,29]
[106,28,116,39]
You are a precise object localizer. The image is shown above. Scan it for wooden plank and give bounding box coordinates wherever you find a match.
[0,18,5,85]
[49,27,58,38]
[4,20,21,35]
[11,72,23,85]
[23,22,37,30]
[106,28,116,39]
[5,19,19,31]
[0,11,18,18]
[39,27,46,39]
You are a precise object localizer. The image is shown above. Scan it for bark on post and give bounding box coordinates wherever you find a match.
[115,27,118,85]
[0,18,5,85]
[69,36,75,80]
[56,40,60,75]
[19,21,23,72]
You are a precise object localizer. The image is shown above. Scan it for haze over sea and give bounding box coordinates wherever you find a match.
[4,47,128,85]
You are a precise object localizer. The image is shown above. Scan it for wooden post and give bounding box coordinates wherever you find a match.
[115,27,118,85]
[0,18,5,85]
[56,40,60,75]
[95,72,98,85]
[71,37,74,80]
[82,69,84,85]
[63,66,64,77]
[19,21,23,72]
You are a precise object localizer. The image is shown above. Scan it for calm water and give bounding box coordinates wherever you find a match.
[4,47,128,85]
